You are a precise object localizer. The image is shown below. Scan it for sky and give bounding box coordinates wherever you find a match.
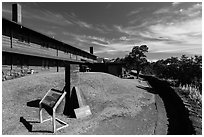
[2,2,202,61]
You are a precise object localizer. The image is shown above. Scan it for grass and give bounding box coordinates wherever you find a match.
[178,85,202,105]
[174,87,202,134]
[2,71,155,135]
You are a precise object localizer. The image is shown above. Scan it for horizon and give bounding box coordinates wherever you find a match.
[2,2,202,61]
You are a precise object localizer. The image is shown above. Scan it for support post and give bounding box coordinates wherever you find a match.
[63,63,72,116]
[65,64,70,95]
[57,61,59,72]
[39,104,42,123]
[53,110,56,133]
[10,54,13,70]
[10,29,13,48]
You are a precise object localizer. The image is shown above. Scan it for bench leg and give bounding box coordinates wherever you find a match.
[53,110,56,133]
[39,104,43,123]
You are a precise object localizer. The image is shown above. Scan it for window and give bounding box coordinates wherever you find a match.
[2,27,10,36]
[18,33,30,44]
[41,42,49,49]
[64,49,69,54]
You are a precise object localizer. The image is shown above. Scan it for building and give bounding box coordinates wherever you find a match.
[2,4,97,78]
[85,63,125,77]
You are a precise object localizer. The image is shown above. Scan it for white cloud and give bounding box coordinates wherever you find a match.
[62,32,111,49]
[46,31,56,36]
[114,25,141,35]
[2,8,11,14]
[178,3,202,17]
[153,7,170,14]
[127,8,142,16]
[172,2,181,6]
[114,14,202,55]
[153,3,201,19]
[91,41,109,47]
[75,20,93,29]
[87,36,109,44]
[143,17,202,54]
[119,36,128,41]
[31,10,73,26]
[148,17,202,41]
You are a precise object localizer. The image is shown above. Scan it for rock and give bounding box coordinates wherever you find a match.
[5,75,12,80]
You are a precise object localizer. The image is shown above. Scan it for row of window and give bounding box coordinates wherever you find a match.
[3,27,95,60]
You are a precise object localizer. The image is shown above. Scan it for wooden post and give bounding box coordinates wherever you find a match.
[65,63,70,95]
[63,63,72,116]
[10,27,13,70]
[10,54,13,70]
[57,61,59,72]
[10,29,13,48]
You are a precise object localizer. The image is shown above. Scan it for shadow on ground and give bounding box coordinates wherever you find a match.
[139,75,195,135]
[20,117,53,133]
[27,99,41,108]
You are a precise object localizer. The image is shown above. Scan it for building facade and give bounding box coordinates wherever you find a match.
[2,17,97,78]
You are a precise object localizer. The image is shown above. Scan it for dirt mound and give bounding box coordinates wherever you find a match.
[78,72,154,118]
[2,72,65,135]
[2,72,155,135]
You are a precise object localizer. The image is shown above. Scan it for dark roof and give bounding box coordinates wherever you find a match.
[2,17,97,59]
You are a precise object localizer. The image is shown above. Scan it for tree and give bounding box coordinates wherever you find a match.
[152,55,202,92]
[164,57,180,79]
[141,61,154,75]
[128,45,148,78]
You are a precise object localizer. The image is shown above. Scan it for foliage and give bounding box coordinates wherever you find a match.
[140,62,154,75]
[113,46,201,94]
[123,45,148,78]
[152,55,202,93]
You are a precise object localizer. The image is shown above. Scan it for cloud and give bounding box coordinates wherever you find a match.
[153,7,170,14]
[75,20,93,29]
[127,8,142,16]
[62,31,112,52]
[29,10,73,26]
[63,31,137,56]
[148,17,202,41]
[46,31,56,36]
[143,17,202,54]
[113,17,201,55]
[91,41,109,47]
[106,3,112,9]
[87,36,110,44]
[119,36,128,41]
[114,25,139,35]
[113,2,202,56]
[145,41,200,54]
[153,3,201,19]
[94,24,113,33]
[2,8,11,14]
[63,32,109,44]
[172,2,181,6]
[178,3,202,17]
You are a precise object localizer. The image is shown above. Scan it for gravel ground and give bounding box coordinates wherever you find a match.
[2,72,156,135]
